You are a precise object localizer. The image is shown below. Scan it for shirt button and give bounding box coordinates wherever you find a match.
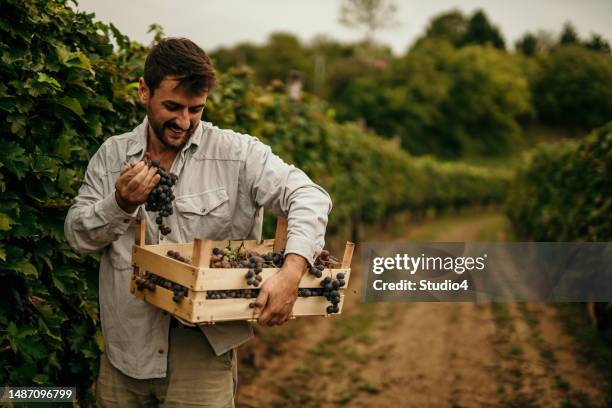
[201,208,207,213]
[158,348,164,354]
[123,219,130,223]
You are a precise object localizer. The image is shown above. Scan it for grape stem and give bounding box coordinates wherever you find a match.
[236,241,246,255]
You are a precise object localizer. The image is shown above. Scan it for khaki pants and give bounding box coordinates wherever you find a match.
[96,327,237,407]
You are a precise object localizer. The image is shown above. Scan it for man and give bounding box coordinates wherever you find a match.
[64,38,332,407]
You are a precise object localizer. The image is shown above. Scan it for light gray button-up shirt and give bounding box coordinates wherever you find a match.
[64,117,332,379]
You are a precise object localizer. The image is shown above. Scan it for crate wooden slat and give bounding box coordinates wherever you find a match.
[130,279,347,324]
[130,216,354,324]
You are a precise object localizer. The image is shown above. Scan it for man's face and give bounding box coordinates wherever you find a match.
[139,77,207,151]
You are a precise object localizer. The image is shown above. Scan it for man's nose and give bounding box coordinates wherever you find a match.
[176,109,190,130]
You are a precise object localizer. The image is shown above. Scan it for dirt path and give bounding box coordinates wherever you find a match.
[235,212,609,408]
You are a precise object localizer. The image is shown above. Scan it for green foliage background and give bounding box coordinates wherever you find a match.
[211,11,612,159]
[507,122,611,241]
[203,67,512,235]
[533,46,612,130]
[0,0,145,404]
[0,0,511,404]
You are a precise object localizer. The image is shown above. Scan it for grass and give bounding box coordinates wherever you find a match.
[490,302,530,405]
[491,302,513,330]
[517,303,558,367]
[476,215,513,241]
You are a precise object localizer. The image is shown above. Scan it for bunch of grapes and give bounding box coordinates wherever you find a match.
[207,289,260,299]
[209,244,285,288]
[167,250,191,264]
[13,290,39,326]
[298,288,326,297]
[144,159,178,235]
[135,272,189,304]
[320,273,345,314]
[308,249,338,278]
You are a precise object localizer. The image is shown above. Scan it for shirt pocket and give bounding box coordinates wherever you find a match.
[174,187,231,241]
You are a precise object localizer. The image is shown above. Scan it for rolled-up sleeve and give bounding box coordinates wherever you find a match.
[64,146,138,254]
[244,137,332,265]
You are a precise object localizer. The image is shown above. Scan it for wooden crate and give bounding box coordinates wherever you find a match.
[130,217,354,325]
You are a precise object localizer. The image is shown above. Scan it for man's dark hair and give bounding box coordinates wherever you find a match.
[144,37,216,96]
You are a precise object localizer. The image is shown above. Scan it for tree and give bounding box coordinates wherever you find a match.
[422,10,468,47]
[255,32,312,85]
[330,37,531,158]
[338,0,399,43]
[516,33,538,56]
[559,21,579,45]
[533,30,557,52]
[441,45,530,156]
[0,0,146,403]
[533,45,612,130]
[584,34,611,54]
[210,42,259,71]
[461,10,505,50]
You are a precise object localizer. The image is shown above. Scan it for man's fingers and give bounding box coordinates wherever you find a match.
[268,310,289,327]
[122,161,145,178]
[254,290,270,324]
[262,305,292,327]
[138,167,158,194]
[253,289,269,310]
[145,173,161,192]
[117,162,144,188]
[268,314,283,327]
[126,165,151,190]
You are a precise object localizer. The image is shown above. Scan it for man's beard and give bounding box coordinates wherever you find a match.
[148,110,196,151]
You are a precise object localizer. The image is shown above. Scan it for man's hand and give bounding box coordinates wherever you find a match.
[254,254,308,326]
[115,161,160,213]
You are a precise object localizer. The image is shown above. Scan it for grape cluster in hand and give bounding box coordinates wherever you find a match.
[144,159,178,235]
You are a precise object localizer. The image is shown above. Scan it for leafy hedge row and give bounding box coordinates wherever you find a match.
[506,123,611,337]
[0,0,145,404]
[506,122,611,241]
[0,0,510,404]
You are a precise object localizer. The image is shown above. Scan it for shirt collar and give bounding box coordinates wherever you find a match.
[126,116,207,158]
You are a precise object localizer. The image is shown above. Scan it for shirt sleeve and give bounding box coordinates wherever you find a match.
[64,145,138,254]
[243,137,333,266]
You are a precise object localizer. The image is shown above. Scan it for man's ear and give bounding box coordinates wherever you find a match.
[138,77,149,104]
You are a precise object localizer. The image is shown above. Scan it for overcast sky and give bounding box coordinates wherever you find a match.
[73,0,612,55]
